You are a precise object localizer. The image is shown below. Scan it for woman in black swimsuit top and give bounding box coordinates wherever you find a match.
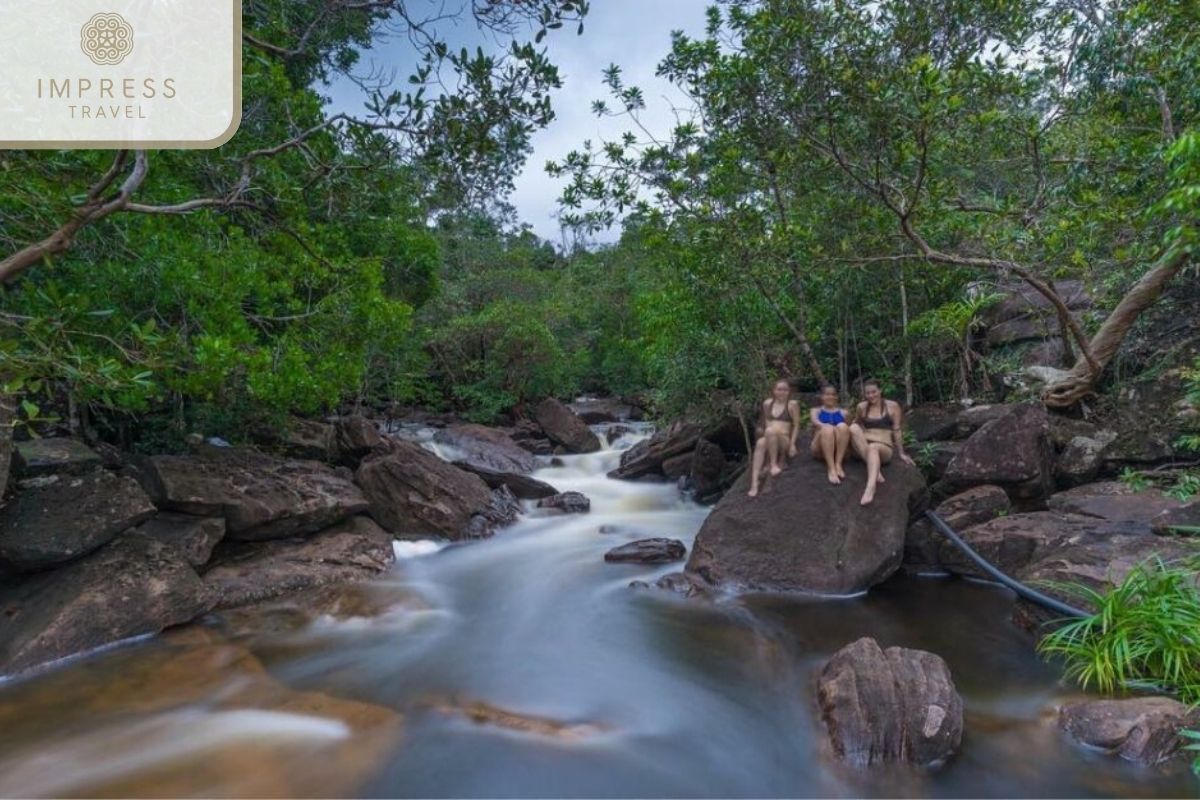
[848,379,914,506]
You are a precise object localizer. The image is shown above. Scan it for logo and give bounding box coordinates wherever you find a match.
[80,12,134,66]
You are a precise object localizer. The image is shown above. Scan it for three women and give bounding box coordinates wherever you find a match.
[747,378,913,505]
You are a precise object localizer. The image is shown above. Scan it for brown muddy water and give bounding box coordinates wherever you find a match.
[0,430,1194,798]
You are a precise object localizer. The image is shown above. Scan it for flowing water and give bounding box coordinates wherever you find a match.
[0,427,1194,798]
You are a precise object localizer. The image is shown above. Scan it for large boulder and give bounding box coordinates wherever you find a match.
[904,485,1011,572]
[137,513,226,568]
[1059,697,1199,765]
[1055,431,1117,488]
[203,516,395,609]
[608,422,703,481]
[277,418,335,460]
[435,423,536,474]
[139,450,368,542]
[355,438,515,539]
[0,532,213,675]
[604,538,687,564]
[685,437,926,594]
[332,415,383,463]
[944,404,1055,505]
[534,398,602,453]
[817,637,964,767]
[906,405,961,442]
[689,439,727,500]
[13,438,102,478]
[1047,481,1186,527]
[537,491,591,515]
[0,470,156,572]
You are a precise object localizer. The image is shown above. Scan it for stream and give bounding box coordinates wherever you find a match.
[0,426,1193,798]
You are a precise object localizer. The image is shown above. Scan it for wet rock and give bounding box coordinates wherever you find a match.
[137,513,226,568]
[606,424,634,444]
[608,422,703,481]
[506,419,555,455]
[534,398,602,454]
[434,423,537,474]
[356,439,511,539]
[278,418,335,460]
[332,415,383,464]
[1059,697,1199,765]
[685,435,926,594]
[464,486,522,537]
[944,404,1055,505]
[426,697,606,740]
[0,470,156,572]
[13,438,101,477]
[907,405,961,442]
[954,404,1016,438]
[1047,481,1186,527]
[690,439,727,500]
[1056,432,1117,487]
[0,532,213,675]
[567,397,639,424]
[604,538,687,564]
[661,451,694,481]
[452,461,558,500]
[1014,533,1196,628]
[702,415,753,457]
[651,571,711,598]
[936,511,1138,580]
[140,450,368,542]
[537,491,591,514]
[904,485,1010,572]
[817,637,964,767]
[203,516,395,609]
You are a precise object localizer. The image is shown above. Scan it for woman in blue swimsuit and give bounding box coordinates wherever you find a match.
[809,384,850,484]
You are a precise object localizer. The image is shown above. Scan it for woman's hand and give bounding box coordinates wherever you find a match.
[899,452,915,467]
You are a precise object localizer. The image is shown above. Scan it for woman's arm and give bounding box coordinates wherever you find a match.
[809,406,823,428]
[891,401,914,464]
[789,401,801,454]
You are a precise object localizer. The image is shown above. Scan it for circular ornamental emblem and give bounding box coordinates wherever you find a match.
[80,12,134,66]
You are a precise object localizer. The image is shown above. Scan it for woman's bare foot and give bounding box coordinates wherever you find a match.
[877,472,886,484]
[748,486,759,497]
[769,464,783,476]
[827,470,841,485]
[836,465,846,479]
[860,484,876,506]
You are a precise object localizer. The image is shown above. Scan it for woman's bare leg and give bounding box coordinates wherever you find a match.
[818,426,840,484]
[767,434,784,476]
[861,443,882,506]
[834,423,849,478]
[748,436,767,497]
[849,424,868,460]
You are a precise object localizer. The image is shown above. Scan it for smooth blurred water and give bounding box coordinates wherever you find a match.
[0,426,1193,798]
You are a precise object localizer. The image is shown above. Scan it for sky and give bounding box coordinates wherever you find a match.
[325,1,712,244]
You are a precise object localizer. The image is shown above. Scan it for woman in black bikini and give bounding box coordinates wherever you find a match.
[848,379,914,506]
[748,379,800,497]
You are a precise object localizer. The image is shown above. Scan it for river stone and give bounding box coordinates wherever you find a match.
[435,423,536,474]
[604,538,686,564]
[452,461,558,499]
[954,404,1016,438]
[278,418,336,460]
[661,451,694,481]
[13,438,102,477]
[904,485,1011,572]
[538,491,591,514]
[690,439,727,500]
[1055,432,1117,488]
[1047,481,1185,527]
[609,422,703,481]
[1059,697,1199,765]
[567,397,639,424]
[935,510,1141,581]
[0,469,156,572]
[136,513,226,568]
[944,404,1055,505]
[140,450,368,542]
[906,405,960,442]
[817,637,964,767]
[0,532,213,675]
[534,398,602,453]
[685,435,926,594]
[356,438,512,539]
[203,516,395,609]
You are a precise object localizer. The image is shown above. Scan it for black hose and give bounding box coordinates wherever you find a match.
[924,509,1090,619]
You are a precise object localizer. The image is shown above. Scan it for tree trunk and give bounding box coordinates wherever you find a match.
[1044,250,1190,407]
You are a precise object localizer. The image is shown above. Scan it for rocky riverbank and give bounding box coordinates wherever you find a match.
[0,397,633,676]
